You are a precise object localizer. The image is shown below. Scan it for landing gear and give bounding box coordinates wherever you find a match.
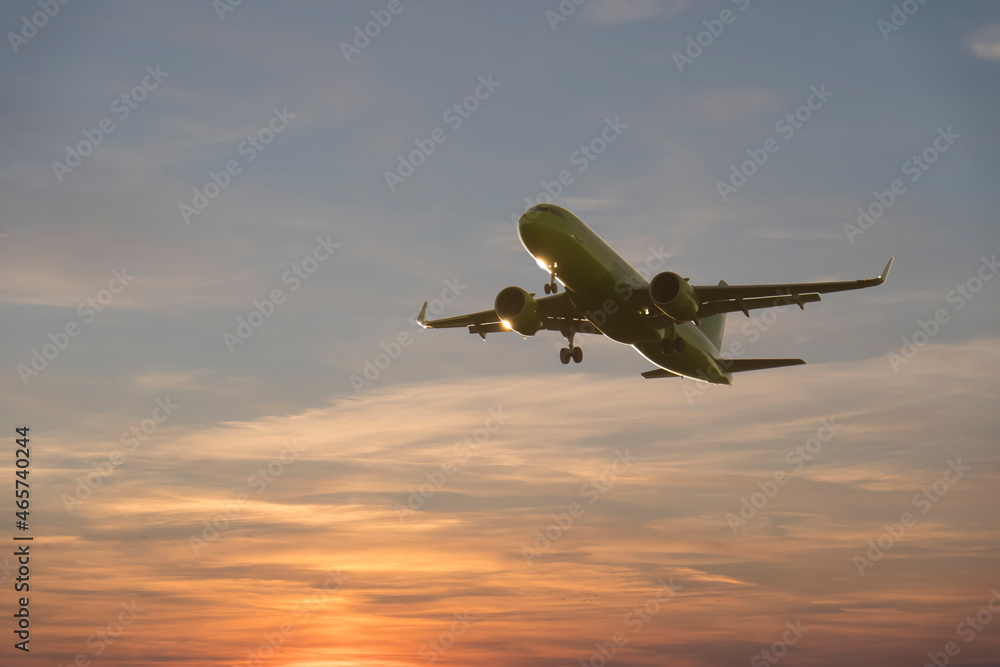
[660,334,685,355]
[543,269,558,294]
[559,331,583,364]
[559,346,583,364]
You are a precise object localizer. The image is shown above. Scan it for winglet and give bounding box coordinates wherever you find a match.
[877,257,893,284]
[416,301,429,328]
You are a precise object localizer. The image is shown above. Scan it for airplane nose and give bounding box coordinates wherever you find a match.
[517,212,537,246]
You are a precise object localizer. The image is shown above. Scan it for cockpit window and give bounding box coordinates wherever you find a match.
[527,204,564,217]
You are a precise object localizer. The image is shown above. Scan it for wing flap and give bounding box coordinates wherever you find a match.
[698,293,822,317]
[418,291,595,337]
[418,304,501,329]
[694,258,892,302]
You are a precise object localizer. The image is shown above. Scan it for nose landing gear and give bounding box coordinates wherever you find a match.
[543,270,558,294]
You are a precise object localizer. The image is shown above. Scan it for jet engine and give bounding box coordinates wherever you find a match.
[494,286,543,336]
[649,271,699,321]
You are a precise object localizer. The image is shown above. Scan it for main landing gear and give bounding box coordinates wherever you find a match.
[559,346,583,364]
[660,329,685,355]
[559,331,583,364]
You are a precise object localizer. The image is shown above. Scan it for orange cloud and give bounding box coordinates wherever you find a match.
[23,339,1000,666]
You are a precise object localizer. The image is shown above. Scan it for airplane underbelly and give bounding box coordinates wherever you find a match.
[633,324,732,385]
[565,272,660,344]
[634,342,732,385]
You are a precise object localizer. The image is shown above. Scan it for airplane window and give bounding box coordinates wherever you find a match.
[528,204,564,217]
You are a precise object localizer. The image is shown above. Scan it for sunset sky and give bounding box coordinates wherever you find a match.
[1,1,999,665]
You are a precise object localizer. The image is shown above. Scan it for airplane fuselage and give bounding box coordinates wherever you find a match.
[517,205,733,384]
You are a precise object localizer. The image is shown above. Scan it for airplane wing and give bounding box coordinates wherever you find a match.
[694,258,892,317]
[416,291,601,338]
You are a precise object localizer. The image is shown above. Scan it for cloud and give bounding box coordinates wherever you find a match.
[968,23,1000,59]
[27,338,1000,665]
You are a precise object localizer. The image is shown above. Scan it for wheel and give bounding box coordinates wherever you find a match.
[674,337,685,353]
[559,348,571,364]
[571,346,583,363]
[549,282,558,294]
[661,338,673,355]
[544,283,551,294]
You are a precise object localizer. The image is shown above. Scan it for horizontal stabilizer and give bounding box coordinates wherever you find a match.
[641,368,683,379]
[720,358,806,373]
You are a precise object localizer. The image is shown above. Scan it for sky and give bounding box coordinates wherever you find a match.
[1,0,999,665]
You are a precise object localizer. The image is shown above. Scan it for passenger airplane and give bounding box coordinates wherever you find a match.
[417,204,892,384]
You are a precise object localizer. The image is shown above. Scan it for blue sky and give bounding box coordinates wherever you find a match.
[1,1,999,665]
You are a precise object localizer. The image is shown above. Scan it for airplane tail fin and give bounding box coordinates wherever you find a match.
[698,280,727,350]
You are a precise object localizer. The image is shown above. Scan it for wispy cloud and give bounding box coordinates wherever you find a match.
[28,338,1000,665]
[968,23,1000,59]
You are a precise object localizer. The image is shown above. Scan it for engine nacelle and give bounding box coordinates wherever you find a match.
[649,271,700,322]
[494,286,543,336]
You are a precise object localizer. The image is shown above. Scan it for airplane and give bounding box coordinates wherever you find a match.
[417,203,892,385]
